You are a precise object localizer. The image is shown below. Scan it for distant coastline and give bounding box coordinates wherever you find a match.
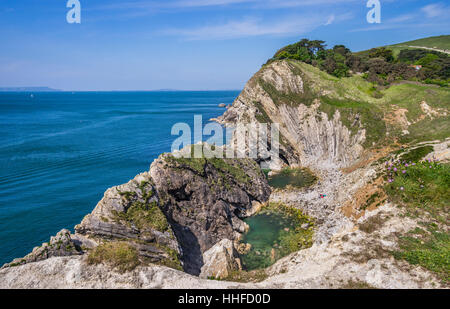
[0,87,61,92]
[0,88,241,92]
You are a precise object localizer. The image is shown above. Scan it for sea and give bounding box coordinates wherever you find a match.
[0,91,239,265]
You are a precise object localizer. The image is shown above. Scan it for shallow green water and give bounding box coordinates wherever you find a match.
[241,212,296,270]
[268,168,316,189]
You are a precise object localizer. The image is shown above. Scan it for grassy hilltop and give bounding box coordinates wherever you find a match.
[268,36,450,87]
[387,35,450,53]
[259,36,450,148]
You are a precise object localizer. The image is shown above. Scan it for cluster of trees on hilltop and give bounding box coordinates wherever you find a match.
[269,39,351,78]
[266,39,449,87]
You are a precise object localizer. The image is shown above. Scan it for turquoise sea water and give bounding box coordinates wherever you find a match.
[0,91,239,265]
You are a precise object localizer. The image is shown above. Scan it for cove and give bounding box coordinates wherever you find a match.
[239,203,314,271]
[267,168,316,189]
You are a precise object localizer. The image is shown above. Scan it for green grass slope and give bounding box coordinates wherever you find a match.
[255,59,450,148]
[389,35,450,51]
[360,35,450,58]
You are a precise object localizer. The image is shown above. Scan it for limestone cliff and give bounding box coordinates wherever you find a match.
[217,61,367,169]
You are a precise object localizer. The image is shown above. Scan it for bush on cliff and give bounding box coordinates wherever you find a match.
[115,184,169,232]
[87,241,140,273]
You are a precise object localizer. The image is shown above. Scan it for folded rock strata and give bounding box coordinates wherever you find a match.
[216,61,367,169]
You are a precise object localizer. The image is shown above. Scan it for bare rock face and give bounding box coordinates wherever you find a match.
[217,60,366,169]
[199,239,241,279]
[2,229,81,268]
[150,152,271,275]
[74,172,180,263]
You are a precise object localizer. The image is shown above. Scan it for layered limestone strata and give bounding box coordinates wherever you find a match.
[216,61,365,169]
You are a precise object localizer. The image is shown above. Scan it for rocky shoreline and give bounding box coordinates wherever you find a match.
[2,148,270,277]
[1,58,448,289]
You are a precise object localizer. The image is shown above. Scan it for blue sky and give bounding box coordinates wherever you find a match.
[0,0,449,90]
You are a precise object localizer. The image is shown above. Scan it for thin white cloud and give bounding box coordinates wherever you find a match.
[258,0,358,9]
[325,15,335,26]
[351,3,450,33]
[387,14,416,23]
[97,0,255,10]
[350,24,404,32]
[97,0,359,11]
[174,0,255,7]
[160,16,328,40]
[421,3,450,18]
[323,12,353,26]
[350,14,417,32]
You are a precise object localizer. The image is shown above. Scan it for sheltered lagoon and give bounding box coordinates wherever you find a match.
[240,203,314,270]
[267,168,317,189]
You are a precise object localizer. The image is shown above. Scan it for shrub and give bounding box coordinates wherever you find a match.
[266,38,449,86]
[113,194,169,232]
[87,241,139,273]
[368,47,394,62]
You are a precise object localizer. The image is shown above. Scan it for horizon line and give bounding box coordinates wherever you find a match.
[0,88,242,92]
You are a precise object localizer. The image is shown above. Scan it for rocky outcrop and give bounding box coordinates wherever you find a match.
[2,229,82,268]
[2,140,446,288]
[150,151,271,274]
[199,239,241,279]
[0,204,442,288]
[2,151,270,276]
[74,172,180,264]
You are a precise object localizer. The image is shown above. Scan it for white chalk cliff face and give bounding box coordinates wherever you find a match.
[216,61,366,169]
[0,59,448,289]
